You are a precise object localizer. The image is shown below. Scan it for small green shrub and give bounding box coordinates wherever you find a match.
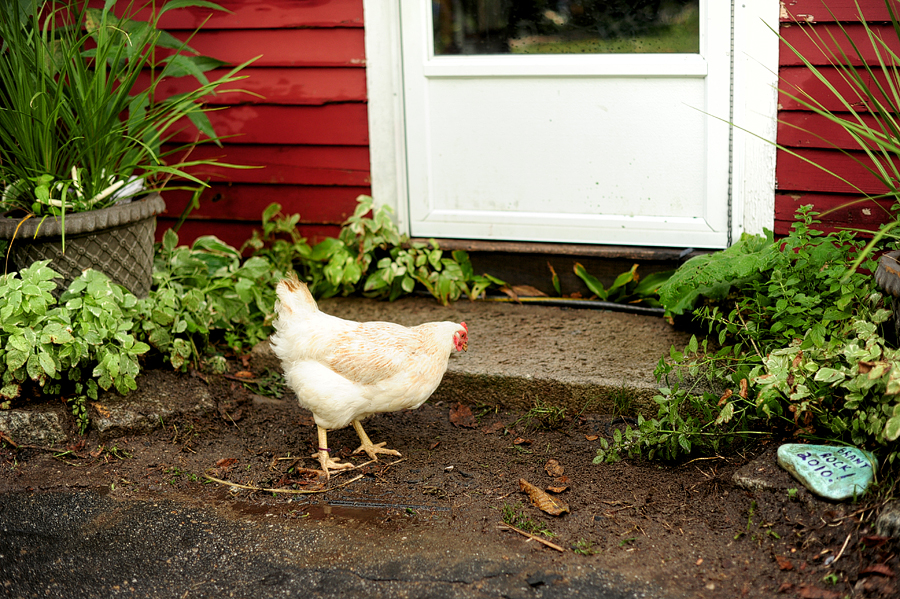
[139,230,282,368]
[245,196,504,305]
[599,207,900,466]
[575,262,673,307]
[0,262,150,430]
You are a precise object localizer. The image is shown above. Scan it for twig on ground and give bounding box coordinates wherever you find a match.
[831,532,853,566]
[497,523,565,552]
[203,473,364,494]
[376,457,407,471]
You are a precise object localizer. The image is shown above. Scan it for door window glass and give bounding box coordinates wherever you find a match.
[433,0,700,55]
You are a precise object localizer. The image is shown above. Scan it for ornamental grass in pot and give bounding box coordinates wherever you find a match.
[0,0,254,297]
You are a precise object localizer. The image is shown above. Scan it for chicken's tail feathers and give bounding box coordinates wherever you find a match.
[275,272,318,316]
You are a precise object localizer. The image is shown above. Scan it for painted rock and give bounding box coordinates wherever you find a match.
[777,444,877,501]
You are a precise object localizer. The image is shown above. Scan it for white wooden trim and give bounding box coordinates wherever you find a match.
[703,1,734,244]
[422,54,709,78]
[732,1,780,240]
[365,1,780,245]
[361,0,409,231]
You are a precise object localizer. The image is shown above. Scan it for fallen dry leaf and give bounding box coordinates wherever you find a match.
[774,555,793,571]
[519,478,569,516]
[513,437,532,445]
[449,403,477,428]
[91,403,111,418]
[859,535,890,549]
[234,370,254,379]
[546,485,568,493]
[429,441,441,450]
[584,434,598,441]
[296,413,315,427]
[481,421,505,434]
[544,458,564,477]
[511,285,547,297]
[717,389,732,406]
[215,458,238,469]
[860,563,894,577]
[796,585,840,599]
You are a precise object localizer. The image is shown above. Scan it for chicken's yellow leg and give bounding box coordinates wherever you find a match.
[313,425,354,479]
[351,419,402,461]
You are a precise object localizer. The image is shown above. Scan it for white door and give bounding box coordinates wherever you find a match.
[400,1,732,248]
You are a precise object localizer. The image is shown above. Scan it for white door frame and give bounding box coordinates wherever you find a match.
[363,1,779,247]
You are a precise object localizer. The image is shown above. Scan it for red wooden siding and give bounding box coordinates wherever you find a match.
[144,0,369,248]
[777,0,899,235]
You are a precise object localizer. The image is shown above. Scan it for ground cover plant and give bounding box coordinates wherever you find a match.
[595,206,900,474]
[0,195,507,429]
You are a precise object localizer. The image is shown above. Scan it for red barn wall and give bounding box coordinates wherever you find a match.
[777,0,898,235]
[147,0,370,249]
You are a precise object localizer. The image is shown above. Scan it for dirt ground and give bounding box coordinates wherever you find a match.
[1,367,898,599]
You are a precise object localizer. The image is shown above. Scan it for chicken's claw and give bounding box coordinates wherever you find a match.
[314,425,354,479]
[314,449,354,480]
[352,440,402,461]
[351,419,402,461]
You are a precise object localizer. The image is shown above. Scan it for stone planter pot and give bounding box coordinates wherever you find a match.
[875,249,900,343]
[0,193,165,298]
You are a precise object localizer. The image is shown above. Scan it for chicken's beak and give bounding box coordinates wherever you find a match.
[462,341,468,352]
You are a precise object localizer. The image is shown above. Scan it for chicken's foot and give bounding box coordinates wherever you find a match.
[351,419,402,461]
[314,425,354,479]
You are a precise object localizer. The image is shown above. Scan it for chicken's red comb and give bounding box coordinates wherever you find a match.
[461,322,467,332]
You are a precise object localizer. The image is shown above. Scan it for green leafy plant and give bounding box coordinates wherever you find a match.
[572,538,599,555]
[592,432,627,464]
[138,230,281,369]
[513,397,567,432]
[574,262,673,307]
[0,0,254,224]
[657,232,778,317]
[0,261,150,431]
[599,207,899,464]
[247,196,505,306]
[500,502,555,538]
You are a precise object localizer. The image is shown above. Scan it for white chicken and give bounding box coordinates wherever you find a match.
[269,274,468,477]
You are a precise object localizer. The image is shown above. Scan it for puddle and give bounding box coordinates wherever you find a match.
[302,503,385,522]
[304,501,449,522]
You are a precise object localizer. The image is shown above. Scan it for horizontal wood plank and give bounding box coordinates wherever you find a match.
[156,219,342,250]
[774,191,894,224]
[779,23,900,66]
[151,0,364,30]
[165,29,366,68]
[774,191,893,236]
[777,110,889,149]
[781,0,893,23]
[776,147,897,194]
[167,104,369,146]
[778,65,897,112]
[142,67,368,105]
[162,184,370,224]
[165,144,371,186]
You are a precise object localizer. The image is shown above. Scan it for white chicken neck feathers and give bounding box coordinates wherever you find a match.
[270,275,465,430]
